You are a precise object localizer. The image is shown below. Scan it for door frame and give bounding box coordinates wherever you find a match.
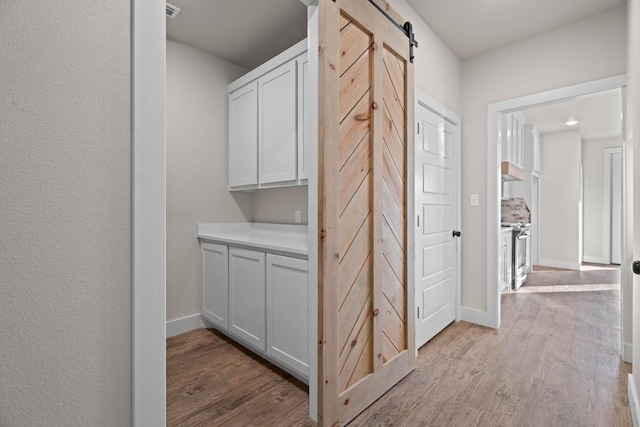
[486,75,631,362]
[131,1,322,425]
[604,147,623,264]
[132,0,166,425]
[415,88,462,327]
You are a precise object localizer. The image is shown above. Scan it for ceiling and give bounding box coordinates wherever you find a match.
[166,1,625,140]
[405,0,626,59]
[166,0,307,69]
[520,89,623,140]
[166,0,626,68]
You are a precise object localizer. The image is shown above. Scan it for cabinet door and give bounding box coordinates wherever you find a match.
[258,61,298,184]
[201,242,229,329]
[296,53,309,181]
[229,82,258,188]
[266,254,309,377]
[229,247,266,351]
[505,233,512,289]
[513,113,525,167]
[498,236,507,292]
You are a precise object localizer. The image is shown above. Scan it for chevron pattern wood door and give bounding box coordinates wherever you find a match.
[318,0,415,425]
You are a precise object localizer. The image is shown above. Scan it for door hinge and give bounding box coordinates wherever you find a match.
[417,215,420,227]
[417,122,420,134]
[417,306,420,319]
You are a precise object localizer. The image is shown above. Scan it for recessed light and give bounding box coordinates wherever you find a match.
[566,119,579,126]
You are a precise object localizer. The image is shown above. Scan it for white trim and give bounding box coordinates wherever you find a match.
[623,342,633,363]
[305,3,319,421]
[582,255,609,264]
[166,314,203,338]
[132,0,166,425]
[619,86,631,364]
[415,88,462,325]
[629,374,640,427]
[460,306,495,328]
[604,147,622,265]
[538,258,582,271]
[486,75,627,333]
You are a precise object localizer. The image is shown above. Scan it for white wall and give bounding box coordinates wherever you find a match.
[461,7,627,310]
[582,137,621,262]
[628,0,640,405]
[538,131,583,269]
[388,0,462,113]
[166,40,254,323]
[253,186,309,224]
[0,1,131,425]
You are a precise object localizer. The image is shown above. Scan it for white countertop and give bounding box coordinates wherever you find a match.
[198,222,308,257]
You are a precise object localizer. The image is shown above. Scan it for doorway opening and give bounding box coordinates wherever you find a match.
[486,75,630,362]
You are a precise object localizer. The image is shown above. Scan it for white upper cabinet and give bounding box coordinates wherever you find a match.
[228,82,258,187]
[259,61,298,184]
[228,39,309,190]
[532,127,541,174]
[501,112,525,169]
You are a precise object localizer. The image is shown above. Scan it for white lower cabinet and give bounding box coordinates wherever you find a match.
[499,229,513,293]
[201,240,309,381]
[229,247,266,351]
[201,242,228,329]
[266,254,309,378]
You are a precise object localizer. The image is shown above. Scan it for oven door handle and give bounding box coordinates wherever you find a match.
[516,235,529,240]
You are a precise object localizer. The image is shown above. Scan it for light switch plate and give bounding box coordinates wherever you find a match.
[470,194,480,207]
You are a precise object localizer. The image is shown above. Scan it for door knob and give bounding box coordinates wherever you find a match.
[453,230,461,238]
[633,261,640,275]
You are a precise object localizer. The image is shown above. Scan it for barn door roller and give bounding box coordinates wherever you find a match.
[368,0,418,62]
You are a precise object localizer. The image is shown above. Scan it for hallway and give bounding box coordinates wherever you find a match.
[167,268,631,426]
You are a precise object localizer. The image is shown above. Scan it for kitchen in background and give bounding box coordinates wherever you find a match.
[498,88,623,293]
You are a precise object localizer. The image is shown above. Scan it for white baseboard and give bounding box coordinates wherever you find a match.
[582,255,609,265]
[629,374,640,427]
[461,306,498,329]
[539,258,581,271]
[623,342,633,363]
[166,313,203,338]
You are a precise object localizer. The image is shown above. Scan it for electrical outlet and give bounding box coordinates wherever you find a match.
[470,194,480,207]
[294,210,301,223]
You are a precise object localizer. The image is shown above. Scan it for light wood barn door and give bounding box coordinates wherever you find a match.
[318,0,415,424]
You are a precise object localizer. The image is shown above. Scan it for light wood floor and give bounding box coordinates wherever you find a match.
[167,278,631,426]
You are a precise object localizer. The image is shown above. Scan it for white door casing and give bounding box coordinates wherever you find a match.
[415,91,460,349]
[485,75,627,337]
[609,149,622,264]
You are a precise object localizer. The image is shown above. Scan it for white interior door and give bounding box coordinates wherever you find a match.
[415,102,458,349]
[611,151,622,264]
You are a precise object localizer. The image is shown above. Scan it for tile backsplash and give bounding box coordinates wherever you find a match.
[501,198,531,223]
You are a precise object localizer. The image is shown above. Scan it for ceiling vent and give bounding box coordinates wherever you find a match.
[166,3,180,18]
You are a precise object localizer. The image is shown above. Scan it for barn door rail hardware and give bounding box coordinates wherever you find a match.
[368,0,418,62]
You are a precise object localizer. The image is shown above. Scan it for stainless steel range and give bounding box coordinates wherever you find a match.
[503,223,531,290]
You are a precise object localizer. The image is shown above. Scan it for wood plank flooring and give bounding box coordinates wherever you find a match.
[167,275,631,426]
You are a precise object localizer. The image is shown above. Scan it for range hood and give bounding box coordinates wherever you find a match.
[501,161,524,181]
